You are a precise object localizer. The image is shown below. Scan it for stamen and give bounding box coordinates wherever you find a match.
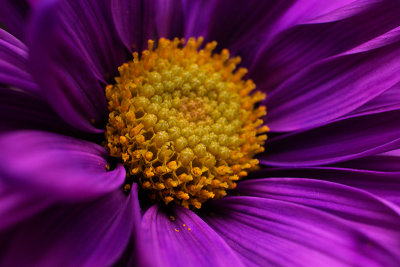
[105,37,268,209]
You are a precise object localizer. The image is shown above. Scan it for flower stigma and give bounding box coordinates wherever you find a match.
[105,37,268,209]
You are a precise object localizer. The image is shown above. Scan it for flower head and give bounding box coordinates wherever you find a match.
[1,0,400,266]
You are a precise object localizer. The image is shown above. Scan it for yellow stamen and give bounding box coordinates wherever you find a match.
[105,37,268,209]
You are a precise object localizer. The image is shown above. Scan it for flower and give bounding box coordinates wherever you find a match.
[1,0,400,266]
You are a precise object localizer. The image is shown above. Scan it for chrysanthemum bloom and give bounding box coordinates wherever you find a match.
[1,0,400,266]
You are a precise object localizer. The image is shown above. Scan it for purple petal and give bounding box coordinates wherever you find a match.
[180,0,215,40]
[253,167,400,206]
[181,0,292,49]
[260,110,400,166]
[0,188,139,267]
[0,0,30,40]
[28,0,113,133]
[111,0,155,51]
[334,150,400,172]
[0,131,126,202]
[344,82,400,118]
[205,191,400,266]
[0,87,73,133]
[382,149,400,156]
[154,0,184,39]
[250,0,400,96]
[0,180,52,231]
[0,29,40,93]
[141,204,244,267]
[265,25,400,132]
[37,0,126,82]
[236,178,400,255]
[180,0,354,59]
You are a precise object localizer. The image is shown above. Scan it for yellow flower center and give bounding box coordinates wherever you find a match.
[105,37,268,209]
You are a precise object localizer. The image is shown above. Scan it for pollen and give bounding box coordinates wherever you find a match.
[105,37,268,209]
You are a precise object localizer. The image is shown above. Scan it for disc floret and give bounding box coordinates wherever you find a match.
[106,37,268,209]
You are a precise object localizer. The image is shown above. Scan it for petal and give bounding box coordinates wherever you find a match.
[40,0,127,82]
[236,178,400,252]
[180,0,215,40]
[250,0,400,95]
[0,29,39,93]
[205,190,400,266]
[28,0,112,133]
[260,110,400,166]
[0,0,30,40]
[180,0,354,59]
[0,131,125,202]
[141,204,244,267]
[0,87,72,132]
[154,0,184,39]
[0,188,139,267]
[265,26,400,132]
[253,167,400,206]
[111,0,155,51]
[0,180,52,231]
[344,83,400,118]
[334,150,400,172]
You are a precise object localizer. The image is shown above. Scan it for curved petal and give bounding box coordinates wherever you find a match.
[205,193,400,266]
[0,189,139,267]
[265,26,400,132]
[0,88,73,133]
[180,0,355,59]
[0,131,126,202]
[39,0,127,82]
[334,150,400,173]
[111,0,155,52]
[0,29,40,93]
[153,0,184,39]
[28,0,113,133]
[141,204,244,267]
[0,180,52,231]
[344,82,400,118]
[260,110,400,166]
[236,178,400,251]
[250,167,400,206]
[250,0,400,95]
[0,0,30,40]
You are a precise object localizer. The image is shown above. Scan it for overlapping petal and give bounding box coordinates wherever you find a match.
[345,83,400,118]
[28,0,128,133]
[0,0,31,40]
[265,26,400,131]
[141,204,244,267]
[337,149,400,172]
[0,29,39,93]
[250,0,400,93]
[111,0,155,52]
[260,110,400,166]
[236,179,400,254]
[0,180,52,231]
[0,189,139,267]
[0,131,126,202]
[179,0,355,59]
[0,88,72,132]
[204,179,400,266]
[153,0,184,39]
[252,166,400,206]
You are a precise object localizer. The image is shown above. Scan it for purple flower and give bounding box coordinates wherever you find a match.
[1,0,400,266]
